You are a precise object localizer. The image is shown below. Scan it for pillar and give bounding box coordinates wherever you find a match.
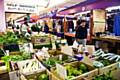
[0,0,6,32]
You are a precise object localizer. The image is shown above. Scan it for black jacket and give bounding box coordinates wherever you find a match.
[75,26,87,39]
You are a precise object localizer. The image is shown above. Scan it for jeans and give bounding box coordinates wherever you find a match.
[76,39,87,47]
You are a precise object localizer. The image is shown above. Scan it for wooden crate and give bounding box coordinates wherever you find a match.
[99,62,118,74]
[9,51,21,55]
[0,44,3,49]
[112,67,120,80]
[0,32,4,36]
[51,61,98,80]
[35,50,66,61]
[48,50,63,56]
[20,70,52,80]
[0,72,10,80]
[17,59,46,76]
[99,62,120,80]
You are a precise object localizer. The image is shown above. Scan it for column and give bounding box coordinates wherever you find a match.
[0,0,6,32]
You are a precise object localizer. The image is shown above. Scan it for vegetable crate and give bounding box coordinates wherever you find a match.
[20,70,52,80]
[41,54,76,70]
[48,50,63,56]
[16,59,46,79]
[51,61,98,80]
[98,62,120,80]
[0,72,10,80]
[35,50,64,61]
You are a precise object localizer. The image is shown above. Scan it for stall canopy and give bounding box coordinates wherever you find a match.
[59,0,120,15]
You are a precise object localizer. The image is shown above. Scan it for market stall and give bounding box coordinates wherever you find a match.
[0,0,120,80]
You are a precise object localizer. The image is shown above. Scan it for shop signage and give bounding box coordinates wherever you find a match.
[4,2,37,13]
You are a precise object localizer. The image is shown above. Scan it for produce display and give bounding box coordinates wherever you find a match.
[17,59,46,75]
[0,32,18,44]
[0,31,119,80]
[94,57,115,68]
[92,71,116,80]
[65,63,89,79]
[1,53,32,62]
[42,58,63,68]
[1,52,32,71]
[38,73,49,80]
[0,32,28,52]
[93,49,120,62]
[98,59,111,66]
[42,54,75,69]
[24,70,50,80]
[52,62,92,80]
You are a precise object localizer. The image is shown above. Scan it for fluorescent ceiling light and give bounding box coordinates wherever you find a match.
[106,6,120,11]
[74,11,90,16]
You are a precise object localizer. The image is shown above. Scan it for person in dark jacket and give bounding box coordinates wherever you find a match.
[44,21,49,33]
[75,20,88,47]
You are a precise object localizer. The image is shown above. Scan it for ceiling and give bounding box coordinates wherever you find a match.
[38,0,86,14]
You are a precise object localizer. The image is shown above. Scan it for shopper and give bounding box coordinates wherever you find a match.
[12,20,16,30]
[43,21,49,33]
[21,17,31,35]
[75,20,88,47]
[56,20,62,33]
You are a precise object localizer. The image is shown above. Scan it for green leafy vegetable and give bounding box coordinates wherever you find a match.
[92,71,116,80]
[64,63,89,80]
[43,58,63,67]
[38,74,49,80]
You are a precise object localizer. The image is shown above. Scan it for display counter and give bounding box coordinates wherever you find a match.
[93,35,120,43]
[92,35,120,53]
[64,32,75,45]
[64,32,75,37]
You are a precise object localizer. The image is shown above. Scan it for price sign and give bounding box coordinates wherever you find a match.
[56,63,67,79]
[61,46,73,56]
[32,36,50,45]
[118,62,120,68]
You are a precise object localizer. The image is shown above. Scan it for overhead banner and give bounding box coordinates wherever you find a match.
[4,2,38,13]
